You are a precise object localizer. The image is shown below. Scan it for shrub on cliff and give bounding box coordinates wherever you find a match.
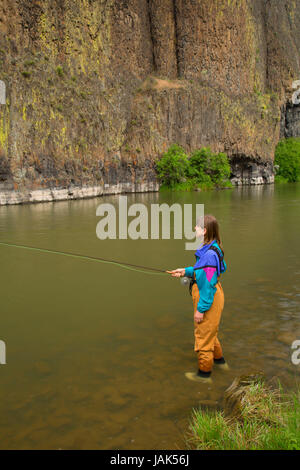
[209,151,231,187]
[188,147,211,178]
[156,144,190,188]
[274,137,300,183]
[156,145,232,191]
[189,147,231,189]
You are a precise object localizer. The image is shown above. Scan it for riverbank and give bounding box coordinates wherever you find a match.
[0,179,277,205]
[0,176,277,206]
[0,181,160,205]
[0,142,278,206]
[186,375,300,450]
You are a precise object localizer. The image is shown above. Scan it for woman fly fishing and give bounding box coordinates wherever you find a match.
[167,214,228,383]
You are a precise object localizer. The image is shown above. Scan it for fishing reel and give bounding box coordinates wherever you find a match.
[180,276,194,296]
[180,276,190,286]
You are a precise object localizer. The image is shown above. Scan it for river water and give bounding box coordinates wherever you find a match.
[0,183,299,449]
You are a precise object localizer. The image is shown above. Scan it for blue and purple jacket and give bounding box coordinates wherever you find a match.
[184,240,227,313]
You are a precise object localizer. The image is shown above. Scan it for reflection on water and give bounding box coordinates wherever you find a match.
[0,183,299,449]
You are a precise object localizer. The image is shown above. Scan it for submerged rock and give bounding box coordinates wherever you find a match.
[33,361,52,377]
[155,314,176,329]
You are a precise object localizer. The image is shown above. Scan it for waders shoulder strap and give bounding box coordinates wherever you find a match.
[208,246,224,265]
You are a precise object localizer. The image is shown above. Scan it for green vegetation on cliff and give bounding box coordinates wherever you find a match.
[156,145,232,191]
[275,138,300,183]
[186,378,300,450]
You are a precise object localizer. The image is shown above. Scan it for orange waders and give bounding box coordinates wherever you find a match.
[192,279,224,373]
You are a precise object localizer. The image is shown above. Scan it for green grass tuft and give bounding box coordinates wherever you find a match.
[186,379,300,450]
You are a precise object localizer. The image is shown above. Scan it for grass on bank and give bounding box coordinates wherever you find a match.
[186,379,300,450]
[156,144,233,191]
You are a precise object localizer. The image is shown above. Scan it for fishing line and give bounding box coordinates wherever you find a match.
[0,241,167,276]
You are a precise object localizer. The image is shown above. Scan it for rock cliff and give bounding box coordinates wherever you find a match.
[0,0,300,204]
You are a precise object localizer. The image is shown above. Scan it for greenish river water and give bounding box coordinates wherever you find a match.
[0,183,299,449]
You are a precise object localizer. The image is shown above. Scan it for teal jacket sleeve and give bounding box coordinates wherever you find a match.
[184,266,194,278]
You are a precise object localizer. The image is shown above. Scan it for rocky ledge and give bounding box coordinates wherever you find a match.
[230,156,274,186]
[0,181,159,205]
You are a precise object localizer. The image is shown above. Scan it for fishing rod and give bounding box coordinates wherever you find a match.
[0,241,167,276]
